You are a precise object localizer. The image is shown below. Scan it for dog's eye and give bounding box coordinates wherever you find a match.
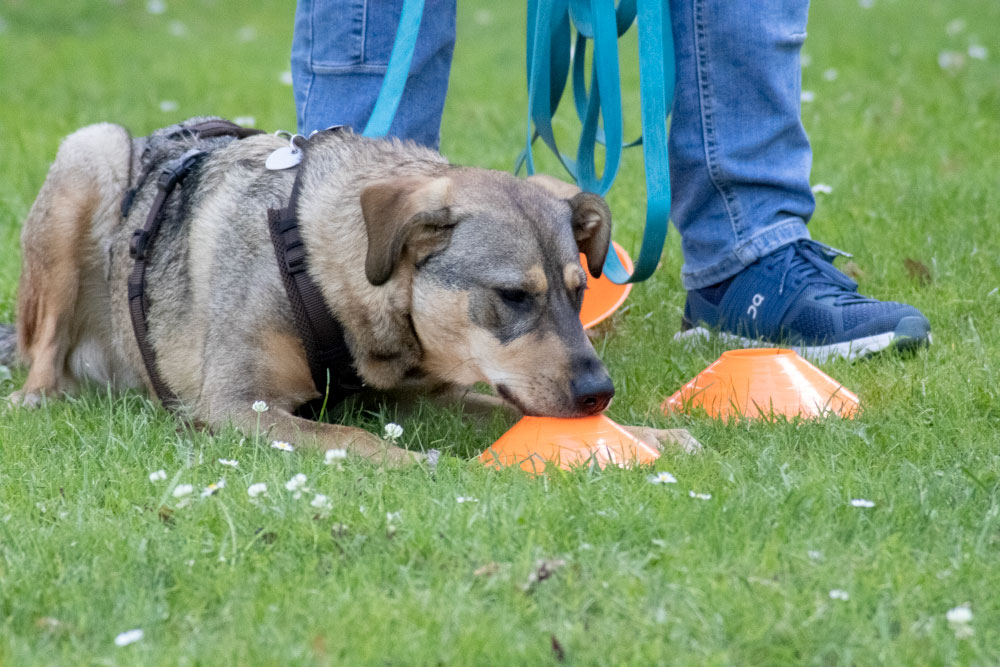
[497,288,533,308]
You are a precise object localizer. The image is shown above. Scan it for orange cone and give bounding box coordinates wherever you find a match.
[662,348,859,421]
[580,241,633,329]
[479,414,659,472]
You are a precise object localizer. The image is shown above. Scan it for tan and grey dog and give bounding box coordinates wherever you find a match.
[3,118,697,464]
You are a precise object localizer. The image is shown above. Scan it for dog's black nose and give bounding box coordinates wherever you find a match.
[570,368,615,415]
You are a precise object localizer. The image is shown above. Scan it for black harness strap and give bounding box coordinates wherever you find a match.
[127,148,202,406]
[124,119,264,406]
[267,155,364,416]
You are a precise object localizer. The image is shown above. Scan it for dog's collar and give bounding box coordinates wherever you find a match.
[266,129,365,417]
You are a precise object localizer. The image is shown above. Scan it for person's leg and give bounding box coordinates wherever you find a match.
[667,0,930,360]
[291,0,456,149]
[668,0,813,290]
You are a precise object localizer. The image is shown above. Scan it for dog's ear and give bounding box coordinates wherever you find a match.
[360,176,454,286]
[569,192,612,278]
[526,174,612,278]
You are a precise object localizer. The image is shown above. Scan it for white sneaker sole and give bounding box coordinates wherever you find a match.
[674,327,930,363]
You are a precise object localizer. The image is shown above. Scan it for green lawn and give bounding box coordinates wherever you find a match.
[2,1,999,664]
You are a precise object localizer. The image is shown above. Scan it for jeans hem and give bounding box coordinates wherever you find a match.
[681,217,810,290]
[307,63,390,75]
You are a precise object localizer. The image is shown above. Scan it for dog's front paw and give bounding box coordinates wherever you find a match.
[7,389,44,410]
[623,425,702,454]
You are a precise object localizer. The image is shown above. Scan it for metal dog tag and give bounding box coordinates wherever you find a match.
[265,145,302,170]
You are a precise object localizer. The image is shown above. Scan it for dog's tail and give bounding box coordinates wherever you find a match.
[0,323,16,368]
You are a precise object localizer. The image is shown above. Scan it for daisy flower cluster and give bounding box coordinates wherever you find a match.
[646,470,713,502]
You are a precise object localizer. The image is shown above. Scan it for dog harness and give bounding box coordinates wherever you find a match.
[123,120,362,413]
[265,129,364,417]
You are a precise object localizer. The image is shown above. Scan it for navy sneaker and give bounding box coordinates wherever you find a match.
[677,239,931,362]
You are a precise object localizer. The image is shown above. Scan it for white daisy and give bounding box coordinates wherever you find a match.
[647,471,677,485]
[200,479,226,497]
[146,0,166,14]
[114,628,144,646]
[829,589,850,601]
[800,90,816,103]
[456,496,479,503]
[811,183,833,195]
[233,116,255,128]
[218,459,239,467]
[946,605,973,624]
[947,605,974,638]
[285,473,307,492]
[247,483,267,498]
[386,511,401,523]
[938,50,966,72]
[252,400,268,413]
[271,440,294,452]
[148,469,167,482]
[324,449,347,464]
[383,423,404,440]
[968,44,988,61]
[688,490,712,500]
[172,484,194,498]
[310,494,332,511]
[849,498,875,508]
[159,100,179,113]
[279,70,294,86]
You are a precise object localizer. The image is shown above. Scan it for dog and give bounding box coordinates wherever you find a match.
[2,118,698,464]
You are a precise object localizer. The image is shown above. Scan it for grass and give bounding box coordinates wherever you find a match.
[1,0,999,663]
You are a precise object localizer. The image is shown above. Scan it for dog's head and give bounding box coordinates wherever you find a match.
[360,169,615,417]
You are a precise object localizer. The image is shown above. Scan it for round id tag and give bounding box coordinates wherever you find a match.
[265,145,302,170]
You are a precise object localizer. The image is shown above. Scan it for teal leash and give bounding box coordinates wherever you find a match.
[519,0,675,284]
[363,0,426,138]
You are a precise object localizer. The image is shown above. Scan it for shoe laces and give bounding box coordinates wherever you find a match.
[772,240,871,305]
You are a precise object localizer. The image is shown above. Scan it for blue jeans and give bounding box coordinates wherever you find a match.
[291,0,813,289]
[291,0,456,149]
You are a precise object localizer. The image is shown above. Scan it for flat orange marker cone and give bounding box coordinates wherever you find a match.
[580,241,633,329]
[480,414,659,472]
[662,348,859,421]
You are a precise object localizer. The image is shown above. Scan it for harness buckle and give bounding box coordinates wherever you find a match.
[284,240,307,274]
[157,149,205,191]
[130,229,150,260]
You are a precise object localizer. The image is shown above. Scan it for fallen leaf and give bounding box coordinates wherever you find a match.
[904,258,932,286]
[551,635,566,662]
[474,562,501,577]
[157,506,175,525]
[842,260,864,281]
[522,558,566,591]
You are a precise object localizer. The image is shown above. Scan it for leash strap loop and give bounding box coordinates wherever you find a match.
[363,0,426,137]
[520,0,675,284]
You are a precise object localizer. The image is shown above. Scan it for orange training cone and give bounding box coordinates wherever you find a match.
[662,348,859,421]
[579,241,633,329]
[480,414,659,472]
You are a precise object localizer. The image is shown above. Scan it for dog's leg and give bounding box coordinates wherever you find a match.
[621,425,702,454]
[225,405,422,467]
[11,124,131,408]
